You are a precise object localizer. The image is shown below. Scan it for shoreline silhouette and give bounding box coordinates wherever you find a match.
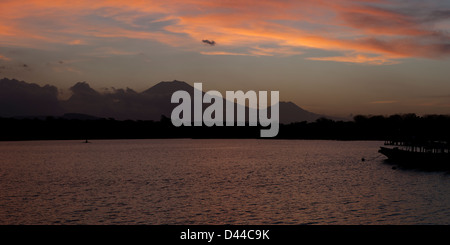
[1,113,449,142]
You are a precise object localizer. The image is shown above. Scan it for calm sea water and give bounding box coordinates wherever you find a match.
[0,139,449,225]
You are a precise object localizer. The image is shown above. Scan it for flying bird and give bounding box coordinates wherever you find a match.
[202,40,216,46]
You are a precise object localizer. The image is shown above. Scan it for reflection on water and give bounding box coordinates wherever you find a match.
[0,139,449,224]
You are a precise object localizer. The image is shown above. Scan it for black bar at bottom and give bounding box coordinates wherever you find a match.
[1,225,448,244]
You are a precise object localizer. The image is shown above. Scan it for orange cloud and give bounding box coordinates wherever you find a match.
[200,51,250,56]
[307,54,399,65]
[0,0,449,64]
[0,54,10,61]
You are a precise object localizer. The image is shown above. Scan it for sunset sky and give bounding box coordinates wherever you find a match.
[1,0,450,117]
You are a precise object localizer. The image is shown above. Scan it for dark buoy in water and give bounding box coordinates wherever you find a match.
[84,139,90,143]
[361,158,365,162]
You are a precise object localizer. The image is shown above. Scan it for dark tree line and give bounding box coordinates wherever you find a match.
[278,114,450,141]
[0,113,449,141]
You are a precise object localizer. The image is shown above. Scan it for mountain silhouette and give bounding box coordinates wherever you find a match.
[277,101,342,123]
[0,77,342,123]
[142,80,194,97]
[0,78,64,117]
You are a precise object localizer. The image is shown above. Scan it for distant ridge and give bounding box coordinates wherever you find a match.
[142,80,193,96]
[278,101,345,123]
[0,78,344,123]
